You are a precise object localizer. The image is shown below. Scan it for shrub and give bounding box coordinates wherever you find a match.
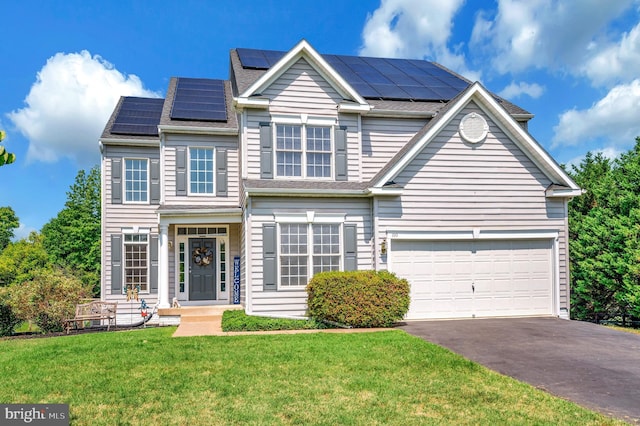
[6,267,92,333]
[307,270,410,328]
[0,288,19,336]
[221,309,327,332]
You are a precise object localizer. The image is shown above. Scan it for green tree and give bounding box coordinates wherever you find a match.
[568,140,640,323]
[0,232,49,287]
[41,166,101,296]
[0,130,16,166]
[0,206,19,253]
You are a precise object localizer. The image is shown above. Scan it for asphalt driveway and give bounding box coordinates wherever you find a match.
[400,317,640,424]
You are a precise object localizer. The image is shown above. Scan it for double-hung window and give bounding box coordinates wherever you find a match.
[279,223,341,288]
[190,148,214,194]
[276,124,332,178]
[124,234,148,293]
[125,159,148,202]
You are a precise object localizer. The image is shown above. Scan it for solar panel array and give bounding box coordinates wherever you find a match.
[111,97,164,136]
[170,78,227,122]
[236,48,469,102]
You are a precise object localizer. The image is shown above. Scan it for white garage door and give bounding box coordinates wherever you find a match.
[392,239,553,320]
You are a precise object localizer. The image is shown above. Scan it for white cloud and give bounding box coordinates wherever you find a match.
[359,0,481,81]
[471,0,634,75]
[7,51,160,166]
[13,223,36,242]
[498,81,544,99]
[582,21,640,86]
[552,79,640,147]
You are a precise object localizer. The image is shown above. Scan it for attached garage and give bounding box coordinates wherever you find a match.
[391,238,555,320]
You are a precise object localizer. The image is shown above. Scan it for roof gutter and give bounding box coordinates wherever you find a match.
[158,125,238,136]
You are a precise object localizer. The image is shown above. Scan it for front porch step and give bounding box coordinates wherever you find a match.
[158,304,243,337]
[158,304,243,318]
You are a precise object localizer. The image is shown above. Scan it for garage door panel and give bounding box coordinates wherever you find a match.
[393,239,553,320]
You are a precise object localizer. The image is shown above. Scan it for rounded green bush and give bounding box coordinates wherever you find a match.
[306,270,410,328]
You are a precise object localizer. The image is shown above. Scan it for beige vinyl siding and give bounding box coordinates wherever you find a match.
[377,102,570,310]
[102,145,160,309]
[361,117,429,181]
[248,197,373,317]
[163,133,240,206]
[244,59,360,180]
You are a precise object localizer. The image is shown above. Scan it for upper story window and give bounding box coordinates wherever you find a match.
[276,124,332,178]
[190,148,214,194]
[125,159,148,203]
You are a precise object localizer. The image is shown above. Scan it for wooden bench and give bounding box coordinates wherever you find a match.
[64,301,117,334]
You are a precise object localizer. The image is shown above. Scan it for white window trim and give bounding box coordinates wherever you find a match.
[123,158,149,204]
[123,232,150,294]
[272,116,336,180]
[188,146,216,196]
[275,213,345,290]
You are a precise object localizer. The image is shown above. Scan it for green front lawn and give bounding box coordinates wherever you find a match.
[0,328,622,425]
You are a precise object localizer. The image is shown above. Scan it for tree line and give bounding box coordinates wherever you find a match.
[0,167,100,334]
[568,138,640,324]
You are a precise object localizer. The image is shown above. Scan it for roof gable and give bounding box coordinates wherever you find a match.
[370,82,580,195]
[235,40,370,112]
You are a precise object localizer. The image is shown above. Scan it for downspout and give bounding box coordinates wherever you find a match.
[244,194,253,314]
[100,141,106,302]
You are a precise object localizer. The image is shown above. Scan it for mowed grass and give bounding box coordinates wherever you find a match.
[0,328,622,426]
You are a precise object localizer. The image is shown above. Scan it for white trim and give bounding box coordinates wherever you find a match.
[187,146,216,197]
[368,187,404,196]
[123,157,150,204]
[386,229,560,241]
[233,96,270,110]
[158,210,242,226]
[245,198,253,314]
[158,125,238,136]
[100,138,159,147]
[121,227,151,234]
[160,134,166,204]
[546,187,583,198]
[245,187,369,197]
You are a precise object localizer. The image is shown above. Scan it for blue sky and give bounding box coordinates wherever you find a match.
[2,0,640,239]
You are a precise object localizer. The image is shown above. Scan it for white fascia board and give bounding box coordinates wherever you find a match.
[234,96,270,110]
[545,187,584,198]
[100,138,159,147]
[158,125,238,136]
[158,208,242,226]
[387,229,559,241]
[238,39,369,109]
[338,102,371,114]
[368,187,404,196]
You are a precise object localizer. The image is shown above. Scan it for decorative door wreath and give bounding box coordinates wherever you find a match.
[192,247,213,266]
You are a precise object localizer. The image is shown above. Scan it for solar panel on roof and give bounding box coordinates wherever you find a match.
[170,78,227,122]
[237,48,470,102]
[111,97,164,136]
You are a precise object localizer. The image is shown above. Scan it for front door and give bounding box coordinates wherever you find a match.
[189,238,216,300]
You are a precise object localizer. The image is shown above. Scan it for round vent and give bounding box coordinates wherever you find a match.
[459,112,489,144]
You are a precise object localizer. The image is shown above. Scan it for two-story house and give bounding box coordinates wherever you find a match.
[100,40,580,323]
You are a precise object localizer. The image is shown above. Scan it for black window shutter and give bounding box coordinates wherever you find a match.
[260,122,273,179]
[150,234,159,293]
[335,126,348,181]
[216,149,228,196]
[176,147,187,195]
[111,234,123,294]
[111,158,122,204]
[263,224,277,291]
[150,159,160,204]
[343,224,357,271]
